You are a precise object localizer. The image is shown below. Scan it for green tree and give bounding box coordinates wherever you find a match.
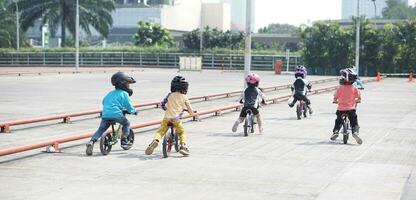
[15,0,115,47]
[0,0,26,48]
[258,23,299,35]
[352,17,383,75]
[300,22,352,74]
[382,0,415,19]
[256,23,300,51]
[133,21,174,47]
[395,19,416,72]
[182,27,244,50]
[379,23,399,73]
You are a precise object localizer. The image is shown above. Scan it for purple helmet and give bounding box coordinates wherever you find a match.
[294,65,307,78]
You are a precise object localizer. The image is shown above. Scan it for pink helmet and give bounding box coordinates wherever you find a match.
[246,73,260,86]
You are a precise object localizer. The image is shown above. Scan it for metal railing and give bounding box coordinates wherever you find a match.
[0,52,301,71]
[0,77,383,157]
[0,78,337,133]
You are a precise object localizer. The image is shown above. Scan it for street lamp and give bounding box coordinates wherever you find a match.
[372,0,377,27]
[200,4,203,52]
[244,0,252,87]
[75,0,79,70]
[355,0,360,76]
[14,0,20,52]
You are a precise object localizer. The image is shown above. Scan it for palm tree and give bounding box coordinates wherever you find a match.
[15,0,115,47]
[0,0,18,48]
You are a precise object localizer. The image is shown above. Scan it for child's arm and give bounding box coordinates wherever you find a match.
[124,96,137,115]
[355,88,362,103]
[184,96,195,116]
[257,88,267,104]
[161,93,171,111]
[333,88,339,103]
[306,80,312,91]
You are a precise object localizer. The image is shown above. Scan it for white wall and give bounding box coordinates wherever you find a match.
[161,0,202,31]
[202,3,231,31]
[112,7,162,27]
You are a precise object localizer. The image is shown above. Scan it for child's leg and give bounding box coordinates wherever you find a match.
[333,111,344,132]
[348,110,359,133]
[174,120,187,145]
[289,94,298,107]
[86,119,110,155]
[115,116,130,138]
[331,111,343,140]
[174,120,190,156]
[145,118,169,155]
[232,108,247,132]
[153,118,170,141]
[91,119,111,142]
[348,110,362,144]
[255,114,263,133]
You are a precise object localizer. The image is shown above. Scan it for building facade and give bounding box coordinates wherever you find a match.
[224,0,255,31]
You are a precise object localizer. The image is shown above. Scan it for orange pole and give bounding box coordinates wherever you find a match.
[409,71,413,82]
[376,72,381,82]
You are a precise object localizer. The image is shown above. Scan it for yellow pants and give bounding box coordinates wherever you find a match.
[153,118,187,145]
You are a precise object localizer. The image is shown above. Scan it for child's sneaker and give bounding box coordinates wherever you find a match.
[179,144,190,156]
[330,130,339,141]
[85,140,95,156]
[352,133,363,144]
[120,137,132,149]
[232,121,239,132]
[145,140,159,155]
[259,127,264,134]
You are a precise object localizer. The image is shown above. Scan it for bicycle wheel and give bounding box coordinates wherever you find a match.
[296,104,301,120]
[342,121,349,144]
[250,115,255,133]
[174,133,179,152]
[303,105,307,118]
[121,129,135,150]
[100,132,113,155]
[162,136,169,158]
[243,118,248,137]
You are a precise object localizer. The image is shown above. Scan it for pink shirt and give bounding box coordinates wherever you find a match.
[334,85,361,111]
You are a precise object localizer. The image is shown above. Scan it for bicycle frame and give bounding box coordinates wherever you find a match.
[341,113,351,144]
[109,123,122,146]
[296,100,307,119]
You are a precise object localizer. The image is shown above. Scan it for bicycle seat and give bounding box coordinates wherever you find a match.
[167,122,174,127]
[107,120,117,125]
[246,109,253,114]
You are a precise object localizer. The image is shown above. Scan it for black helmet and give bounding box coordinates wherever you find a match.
[170,76,189,94]
[111,72,136,96]
[340,68,357,85]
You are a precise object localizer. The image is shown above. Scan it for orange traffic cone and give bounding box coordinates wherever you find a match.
[376,72,381,82]
[409,71,413,82]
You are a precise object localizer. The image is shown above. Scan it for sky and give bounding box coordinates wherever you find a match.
[254,0,416,30]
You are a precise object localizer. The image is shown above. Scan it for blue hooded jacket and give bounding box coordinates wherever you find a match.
[101,89,137,118]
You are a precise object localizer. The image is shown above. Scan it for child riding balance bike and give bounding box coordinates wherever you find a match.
[288,65,313,115]
[232,73,266,134]
[85,72,137,156]
[145,76,196,156]
[331,68,363,144]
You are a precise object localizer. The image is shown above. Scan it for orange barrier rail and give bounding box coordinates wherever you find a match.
[0,77,383,157]
[0,77,339,133]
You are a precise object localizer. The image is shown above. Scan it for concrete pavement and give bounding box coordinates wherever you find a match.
[0,68,415,200]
